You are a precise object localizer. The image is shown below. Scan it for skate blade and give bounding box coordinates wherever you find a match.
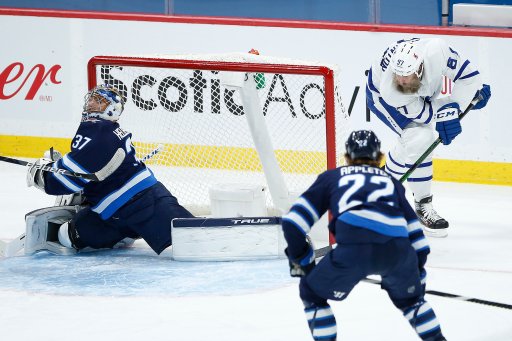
[423,227,448,238]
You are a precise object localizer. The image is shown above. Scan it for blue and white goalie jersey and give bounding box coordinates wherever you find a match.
[282,165,429,261]
[44,118,157,220]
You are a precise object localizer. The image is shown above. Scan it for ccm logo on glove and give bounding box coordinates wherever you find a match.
[435,103,461,145]
[435,109,458,120]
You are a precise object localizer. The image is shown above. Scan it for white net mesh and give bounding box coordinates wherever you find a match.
[88,53,351,215]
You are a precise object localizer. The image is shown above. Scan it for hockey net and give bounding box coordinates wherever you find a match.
[87,53,350,216]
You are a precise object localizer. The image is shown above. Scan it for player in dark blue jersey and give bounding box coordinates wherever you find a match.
[26,84,193,255]
[282,130,446,341]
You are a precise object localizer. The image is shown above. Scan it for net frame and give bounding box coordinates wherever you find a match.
[87,54,346,220]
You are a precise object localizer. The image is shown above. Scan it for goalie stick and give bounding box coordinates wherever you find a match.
[0,144,163,182]
[0,145,163,258]
[0,155,101,181]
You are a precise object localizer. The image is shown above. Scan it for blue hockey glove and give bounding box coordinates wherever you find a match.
[472,84,491,110]
[435,103,461,145]
[285,244,315,278]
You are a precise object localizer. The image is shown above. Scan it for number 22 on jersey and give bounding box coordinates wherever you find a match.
[338,174,394,213]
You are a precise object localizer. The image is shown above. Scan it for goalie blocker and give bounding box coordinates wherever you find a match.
[171,216,286,261]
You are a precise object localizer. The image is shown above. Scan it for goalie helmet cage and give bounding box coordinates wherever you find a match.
[87,53,350,218]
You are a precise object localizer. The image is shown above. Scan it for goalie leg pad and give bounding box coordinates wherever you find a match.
[171,216,285,261]
[25,206,81,255]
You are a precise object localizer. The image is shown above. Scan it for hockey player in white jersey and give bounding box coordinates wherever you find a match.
[366,37,491,237]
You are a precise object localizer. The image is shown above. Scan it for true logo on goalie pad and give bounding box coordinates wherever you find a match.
[231,218,271,225]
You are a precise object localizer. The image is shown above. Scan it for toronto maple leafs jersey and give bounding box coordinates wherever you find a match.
[367,38,482,134]
[44,118,157,220]
[282,165,429,261]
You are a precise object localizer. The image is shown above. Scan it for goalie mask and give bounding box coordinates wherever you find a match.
[345,130,381,161]
[83,84,125,122]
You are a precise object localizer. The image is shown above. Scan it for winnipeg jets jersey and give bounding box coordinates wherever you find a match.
[367,38,482,133]
[282,164,428,260]
[44,118,157,220]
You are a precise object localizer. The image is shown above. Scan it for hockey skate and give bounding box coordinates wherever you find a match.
[415,195,449,238]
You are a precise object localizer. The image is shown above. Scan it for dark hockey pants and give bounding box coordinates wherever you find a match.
[71,182,193,254]
[299,238,444,340]
[300,238,423,307]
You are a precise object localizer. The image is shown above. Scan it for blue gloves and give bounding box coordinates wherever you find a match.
[473,84,491,110]
[285,243,315,278]
[435,103,461,145]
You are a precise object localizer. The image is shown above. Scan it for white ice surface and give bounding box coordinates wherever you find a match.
[0,162,511,341]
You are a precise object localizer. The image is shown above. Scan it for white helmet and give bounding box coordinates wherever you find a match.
[83,84,125,122]
[391,41,424,78]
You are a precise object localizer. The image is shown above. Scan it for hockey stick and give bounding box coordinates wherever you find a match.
[312,247,512,310]
[141,144,163,162]
[362,277,512,310]
[0,144,163,182]
[314,245,332,258]
[0,155,101,181]
[399,95,481,183]
[0,146,164,258]
[314,98,485,261]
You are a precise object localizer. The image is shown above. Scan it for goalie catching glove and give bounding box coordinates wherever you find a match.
[285,240,316,278]
[26,149,62,192]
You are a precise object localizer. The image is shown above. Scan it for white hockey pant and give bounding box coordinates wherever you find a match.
[385,123,437,200]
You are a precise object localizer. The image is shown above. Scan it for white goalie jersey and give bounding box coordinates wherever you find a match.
[368,37,483,125]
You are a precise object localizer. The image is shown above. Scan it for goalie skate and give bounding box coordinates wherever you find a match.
[415,195,449,238]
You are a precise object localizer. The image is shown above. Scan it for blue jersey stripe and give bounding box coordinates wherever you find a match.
[387,152,405,168]
[338,212,408,237]
[367,68,380,93]
[407,175,433,182]
[385,166,404,176]
[405,161,432,168]
[293,197,320,222]
[423,103,434,124]
[92,168,157,220]
[453,59,470,82]
[61,154,90,184]
[50,161,84,192]
[459,70,480,80]
[282,211,311,235]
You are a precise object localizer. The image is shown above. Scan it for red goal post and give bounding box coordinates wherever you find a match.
[87,53,350,221]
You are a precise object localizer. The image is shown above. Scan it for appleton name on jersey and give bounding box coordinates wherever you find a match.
[367,38,482,134]
[43,118,157,220]
[282,165,429,260]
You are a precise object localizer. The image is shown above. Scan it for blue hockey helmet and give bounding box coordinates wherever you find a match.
[83,84,125,121]
[345,130,381,160]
